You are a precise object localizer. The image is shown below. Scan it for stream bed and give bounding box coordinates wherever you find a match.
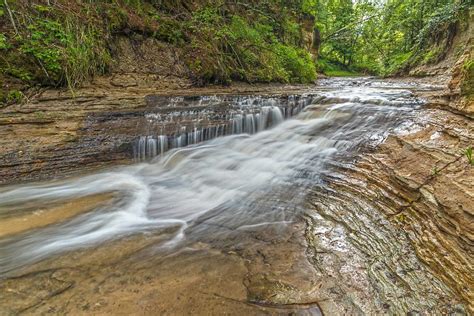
[0,78,469,315]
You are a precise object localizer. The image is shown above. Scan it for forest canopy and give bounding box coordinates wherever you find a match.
[310,0,471,76]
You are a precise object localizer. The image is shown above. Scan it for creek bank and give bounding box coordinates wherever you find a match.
[0,79,317,185]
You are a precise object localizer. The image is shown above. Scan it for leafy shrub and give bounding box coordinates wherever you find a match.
[187,12,316,84]
[384,51,413,75]
[416,3,467,49]
[17,17,110,88]
[273,43,316,82]
[0,89,23,105]
[7,90,23,103]
[154,17,185,45]
[0,33,9,50]
[19,20,65,83]
[316,58,360,77]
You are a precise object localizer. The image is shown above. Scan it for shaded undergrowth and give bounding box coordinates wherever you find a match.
[0,0,317,105]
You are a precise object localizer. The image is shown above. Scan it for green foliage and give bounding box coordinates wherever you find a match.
[186,7,316,84]
[461,59,474,97]
[0,89,23,105]
[316,58,360,77]
[62,19,110,89]
[20,20,65,82]
[324,69,359,77]
[384,51,413,75]
[421,47,443,64]
[464,147,474,165]
[5,67,32,82]
[7,90,23,103]
[33,4,52,13]
[273,43,316,82]
[16,17,110,88]
[1,0,319,88]
[153,17,185,45]
[312,0,470,76]
[416,3,467,49]
[0,33,9,50]
[103,6,128,31]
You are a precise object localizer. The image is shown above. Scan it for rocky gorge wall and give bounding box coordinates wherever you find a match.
[320,105,473,311]
[346,19,474,309]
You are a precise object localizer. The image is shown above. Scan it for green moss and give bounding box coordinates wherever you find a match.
[0,89,23,105]
[460,59,474,97]
[0,33,9,50]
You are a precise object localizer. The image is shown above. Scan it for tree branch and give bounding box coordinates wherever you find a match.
[3,0,19,35]
[322,14,379,42]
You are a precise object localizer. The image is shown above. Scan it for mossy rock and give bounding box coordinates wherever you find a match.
[0,88,23,106]
[460,59,474,97]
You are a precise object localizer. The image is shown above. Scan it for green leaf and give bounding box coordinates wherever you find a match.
[0,33,9,50]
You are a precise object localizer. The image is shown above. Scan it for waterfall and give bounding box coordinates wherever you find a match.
[146,137,157,158]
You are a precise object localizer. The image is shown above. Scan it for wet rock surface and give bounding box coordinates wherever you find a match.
[0,78,472,315]
[339,109,474,310]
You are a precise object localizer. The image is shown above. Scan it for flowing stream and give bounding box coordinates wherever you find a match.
[0,78,466,314]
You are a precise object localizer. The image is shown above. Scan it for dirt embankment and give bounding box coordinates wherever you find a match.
[408,9,474,116]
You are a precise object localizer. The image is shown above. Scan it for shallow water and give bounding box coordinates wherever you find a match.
[0,78,466,314]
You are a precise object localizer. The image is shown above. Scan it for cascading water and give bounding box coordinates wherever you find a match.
[0,78,466,314]
[0,81,422,272]
[133,95,313,160]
